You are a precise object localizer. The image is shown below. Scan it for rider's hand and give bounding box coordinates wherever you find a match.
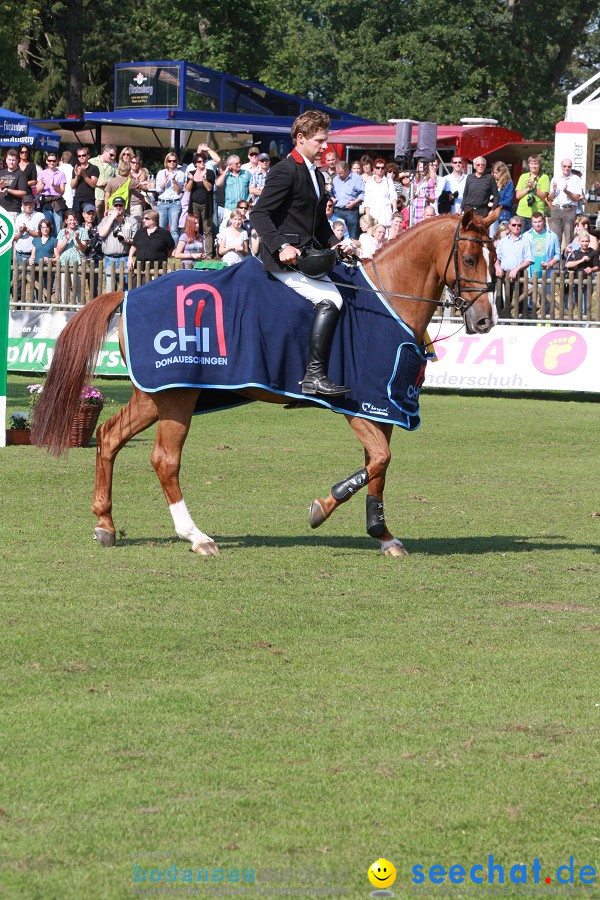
[334,239,357,257]
[278,245,301,264]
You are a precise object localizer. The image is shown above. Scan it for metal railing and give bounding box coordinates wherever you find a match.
[8,259,600,323]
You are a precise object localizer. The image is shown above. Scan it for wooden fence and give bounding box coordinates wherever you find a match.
[9,258,600,323]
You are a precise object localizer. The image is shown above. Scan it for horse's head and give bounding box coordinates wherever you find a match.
[443,209,497,334]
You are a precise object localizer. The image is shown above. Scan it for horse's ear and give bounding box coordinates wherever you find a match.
[482,206,501,229]
[460,208,475,230]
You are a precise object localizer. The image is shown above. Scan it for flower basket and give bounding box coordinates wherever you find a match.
[68,403,103,448]
[7,429,31,446]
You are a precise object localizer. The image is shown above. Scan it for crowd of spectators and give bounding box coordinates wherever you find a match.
[2,142,597,314]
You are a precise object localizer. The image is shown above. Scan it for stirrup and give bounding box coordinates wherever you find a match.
[300,375,350,397]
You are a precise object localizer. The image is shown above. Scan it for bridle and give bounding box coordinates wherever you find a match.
[441,221,495,314]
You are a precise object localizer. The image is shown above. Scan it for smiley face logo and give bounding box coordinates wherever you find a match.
[368,858,396,889]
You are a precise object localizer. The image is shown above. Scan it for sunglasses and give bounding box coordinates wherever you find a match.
[452,160,463,164]
[249,152,258,157]
[510,223,522,228]
[238,205,249,210]
[77,154,88,159]
[167,158,177,163]
[46,158,57,163]
[20,149,29,154]
[374,165,386,169]
[143,215,153,220]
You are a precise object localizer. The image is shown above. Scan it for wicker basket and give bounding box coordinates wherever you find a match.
[68,403,102,448]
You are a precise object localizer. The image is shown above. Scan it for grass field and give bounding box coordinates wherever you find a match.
[1,374,599,899]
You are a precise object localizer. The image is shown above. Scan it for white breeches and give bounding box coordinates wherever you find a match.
[272,271,343,310]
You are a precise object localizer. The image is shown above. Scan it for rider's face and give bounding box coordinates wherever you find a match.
[296,131,329,164]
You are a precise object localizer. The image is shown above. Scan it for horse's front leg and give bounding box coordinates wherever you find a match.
[309,417,407,556]
[151,389,219,557]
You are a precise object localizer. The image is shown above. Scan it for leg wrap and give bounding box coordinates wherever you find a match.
[331,467,368,502]
[366,494,385,538]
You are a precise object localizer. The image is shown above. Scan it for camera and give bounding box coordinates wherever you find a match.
[113,227,124,239]
[452,191,459,199]
[527,193,536,207]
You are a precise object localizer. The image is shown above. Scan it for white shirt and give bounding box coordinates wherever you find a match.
[551,173,584,207]
[443,172,467,213]
[14,210,45,253]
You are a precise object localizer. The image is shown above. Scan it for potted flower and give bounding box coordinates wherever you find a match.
[68,385,105,447]
[7,384,44,445]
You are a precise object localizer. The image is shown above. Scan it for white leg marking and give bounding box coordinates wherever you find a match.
[169,499,219,555]
[379,537,409,557]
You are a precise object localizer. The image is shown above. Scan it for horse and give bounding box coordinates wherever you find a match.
[31,210,497,558]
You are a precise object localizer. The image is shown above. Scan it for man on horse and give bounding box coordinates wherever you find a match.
[250,110,355,398]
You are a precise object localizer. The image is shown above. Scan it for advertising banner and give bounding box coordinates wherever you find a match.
[1,211,15,447]
[425,323,599,393]
[8,308,127,377]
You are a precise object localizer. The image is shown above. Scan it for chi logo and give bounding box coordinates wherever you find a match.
[133,72,148,86]
[0,211,14,256]
[153,283,228,357]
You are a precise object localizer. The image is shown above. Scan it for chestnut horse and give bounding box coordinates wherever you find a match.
[31,211,497,557]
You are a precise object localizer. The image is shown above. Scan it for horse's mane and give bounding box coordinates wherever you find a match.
[372,212,491,264]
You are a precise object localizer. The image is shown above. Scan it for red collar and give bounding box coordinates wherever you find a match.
[290,147,307,165]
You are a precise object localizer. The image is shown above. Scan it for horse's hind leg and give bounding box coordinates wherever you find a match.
[92,386,159,546]
[309,416,408,557]
[151,390,219,557]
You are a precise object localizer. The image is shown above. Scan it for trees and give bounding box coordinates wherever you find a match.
[5,0,600,140]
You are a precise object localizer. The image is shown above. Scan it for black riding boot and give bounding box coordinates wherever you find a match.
[300,299,349,397]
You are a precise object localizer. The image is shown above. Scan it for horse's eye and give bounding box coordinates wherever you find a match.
[462,254,476,267]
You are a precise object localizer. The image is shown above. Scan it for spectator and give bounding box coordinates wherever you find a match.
[331,220,345,243]
[514,154,549,232]
[17,145,38,191]
[217,208,249,265]
[363,157,397,230]
[36,152,67,234]
[423,204,436,220]
[548,159,584,248]
[564,232,598,315]
[411,160,435,225]
[427,160,446,212]
[0,149,28,225]
[128,209,174,270]
[81,204,103,295]
[156,151,185,246]
[442,156,467,214]
[389,209,408,239]
[491,161,515,236]
[398,170,411,203]
[325,195,348,237]
[320,150,338,192]
[494,221,510,247]
[494,217,529,307]
[350,160,363,177]
[359,155,374,184]
[461,156,498,217]
[386,163,404,204]
[89,144,117,219]
[13,195,45,264]
[98,196,138,289]
[331,160,364,239]
[29,218,58,265]
[241,146,260,174]
[173,214,206,267]
[184,152,215,256]
[56,211,88,266]
[70,148,99,219]
[249,153,271,206]
[215,155,251,219]
[373,222,387,249]
[214,160,228,230]
[59,151,74,210]
[129,152,151,223]
[105,159,132,213]
[569,216,599,252]
[234,200,253,239]
[523,210,560,280]
[357,214,377,258]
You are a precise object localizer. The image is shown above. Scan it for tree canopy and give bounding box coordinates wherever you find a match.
[3,0,599,139]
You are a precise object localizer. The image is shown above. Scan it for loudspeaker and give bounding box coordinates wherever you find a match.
[413,122,437,162]
[394,121,412,168]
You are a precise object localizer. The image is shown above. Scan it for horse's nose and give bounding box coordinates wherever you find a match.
[475,317,493,333]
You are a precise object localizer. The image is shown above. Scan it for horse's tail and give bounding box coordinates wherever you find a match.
[31,292,125,455]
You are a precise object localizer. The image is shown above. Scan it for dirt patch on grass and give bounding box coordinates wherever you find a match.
[499,601,596,613]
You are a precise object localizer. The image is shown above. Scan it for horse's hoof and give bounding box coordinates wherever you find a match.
[192,539,220,557]
[94,527,116,547]
[309,500,327,529]
[380,539,409,558]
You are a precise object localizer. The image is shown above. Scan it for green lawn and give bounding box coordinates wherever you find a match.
[1,375,599,899]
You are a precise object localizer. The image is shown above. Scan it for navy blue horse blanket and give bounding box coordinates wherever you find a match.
[122,257,432,430]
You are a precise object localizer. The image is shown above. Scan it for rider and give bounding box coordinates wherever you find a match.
[250,110,355,397]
